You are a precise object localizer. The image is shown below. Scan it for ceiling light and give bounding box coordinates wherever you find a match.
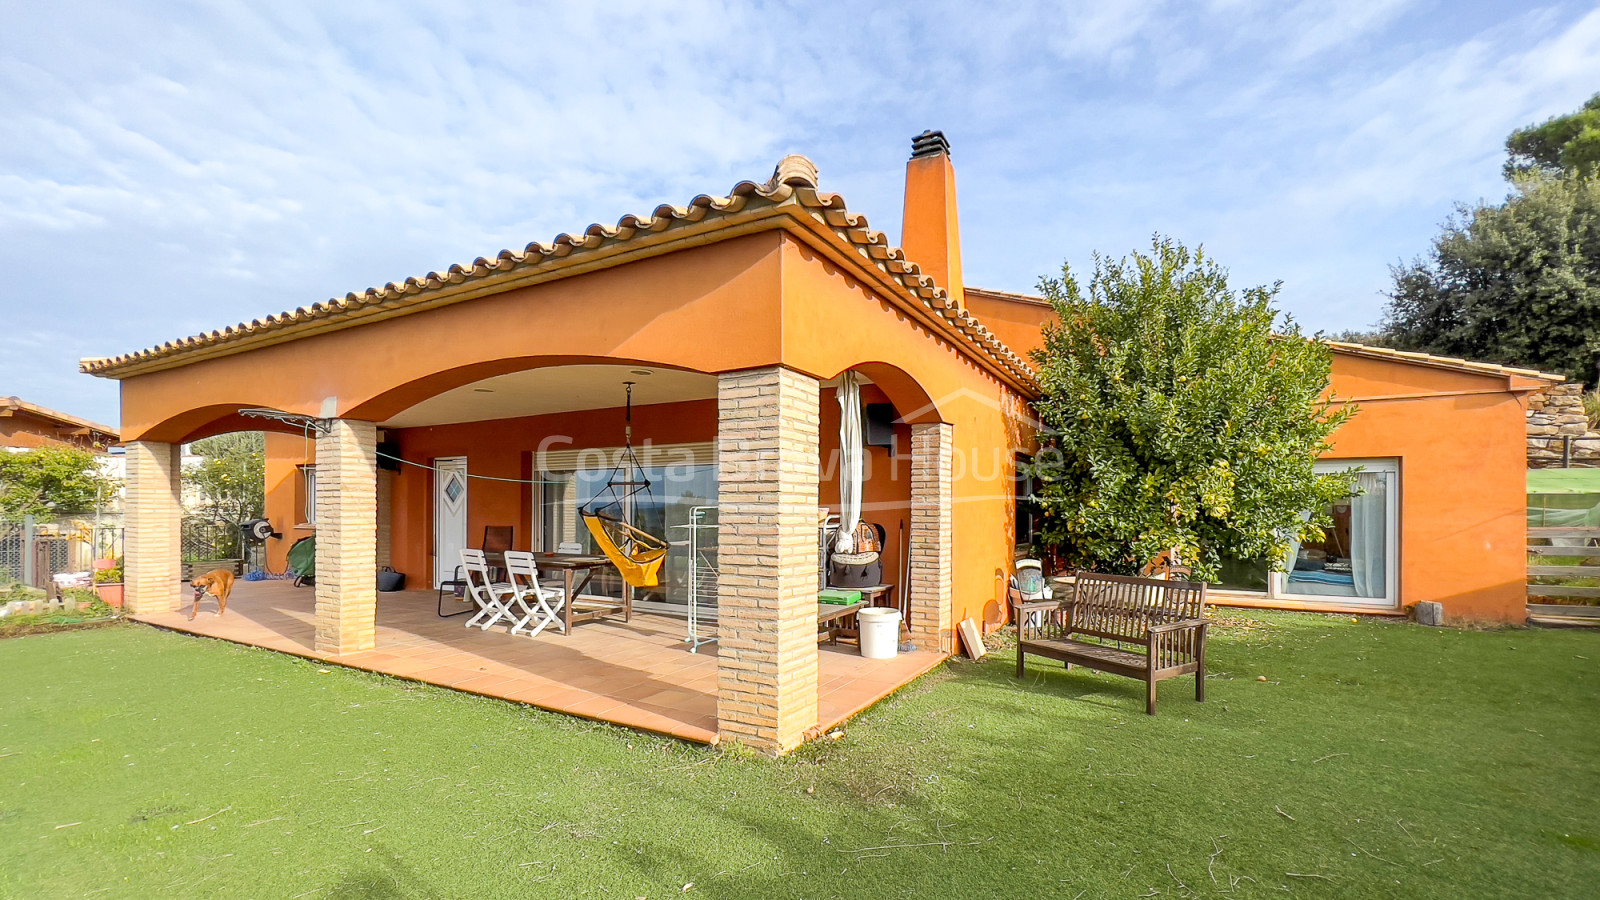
[474,388,494,393]
[630,369,654,376]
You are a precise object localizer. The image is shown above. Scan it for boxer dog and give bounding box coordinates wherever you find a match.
[189,569,235,620]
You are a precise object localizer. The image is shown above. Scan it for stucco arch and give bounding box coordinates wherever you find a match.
[345,355,717,424]
[832,361,945,426]
[140,403,314,445]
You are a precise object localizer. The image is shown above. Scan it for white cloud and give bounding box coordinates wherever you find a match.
[1,1,1596,424]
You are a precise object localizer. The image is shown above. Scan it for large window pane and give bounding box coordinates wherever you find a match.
[1284,469,1391,601]
[538,463,718,610]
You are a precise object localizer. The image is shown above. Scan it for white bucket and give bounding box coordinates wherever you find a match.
[858,607,901,659]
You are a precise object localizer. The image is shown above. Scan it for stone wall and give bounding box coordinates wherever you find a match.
[1527,383,1600,468]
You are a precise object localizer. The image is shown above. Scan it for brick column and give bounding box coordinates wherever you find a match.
[716,367,821,753]
[314,419,378,655]
[909,423,954,654]
[124,440,183,614]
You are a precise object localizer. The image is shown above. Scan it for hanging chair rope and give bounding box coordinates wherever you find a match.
[580,382,670,589]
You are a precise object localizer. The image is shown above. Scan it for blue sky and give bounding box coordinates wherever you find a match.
[4,1,1598,428]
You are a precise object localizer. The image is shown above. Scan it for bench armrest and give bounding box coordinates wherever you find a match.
[1147,617,1208,635]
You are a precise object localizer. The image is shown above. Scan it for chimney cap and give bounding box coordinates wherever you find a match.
[910,130,950,159]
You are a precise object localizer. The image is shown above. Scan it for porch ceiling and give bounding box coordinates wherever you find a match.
[381,364,718,428]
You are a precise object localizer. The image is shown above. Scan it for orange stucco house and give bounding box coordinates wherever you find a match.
[0,396,119,451]
[85,132,1548,752]
[970,288,1558,622]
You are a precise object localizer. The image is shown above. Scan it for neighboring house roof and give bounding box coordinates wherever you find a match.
[0,396,120,445]
[1322,341,1566,385]
[80,156,1038,393]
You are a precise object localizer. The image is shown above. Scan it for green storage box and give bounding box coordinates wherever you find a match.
[818,589,862,605]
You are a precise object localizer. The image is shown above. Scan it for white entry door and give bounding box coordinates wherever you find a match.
[433,457,469,588]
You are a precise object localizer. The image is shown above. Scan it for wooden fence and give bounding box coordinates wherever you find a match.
[1528,526,1600,619]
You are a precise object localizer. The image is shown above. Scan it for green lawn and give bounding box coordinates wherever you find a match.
[2,613,1597,899]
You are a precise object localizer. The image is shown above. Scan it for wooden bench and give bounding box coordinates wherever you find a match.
[1014,571,1210,715]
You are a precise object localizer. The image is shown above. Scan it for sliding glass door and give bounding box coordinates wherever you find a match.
[534,462,717,613]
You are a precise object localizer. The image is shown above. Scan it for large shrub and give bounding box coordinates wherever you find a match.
[1029,237,1356,580]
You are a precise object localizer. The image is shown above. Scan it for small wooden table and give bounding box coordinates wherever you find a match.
[823,585,899,643]
[818,601,867,644]
[538,553,632,634]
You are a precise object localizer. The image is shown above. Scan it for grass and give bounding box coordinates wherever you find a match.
[1,613,1597,899]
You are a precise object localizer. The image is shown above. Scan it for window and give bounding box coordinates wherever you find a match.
[530,445,718,614]
[1208,459,1399,608]
[300,465,316,526]
[1014,454,1042,549]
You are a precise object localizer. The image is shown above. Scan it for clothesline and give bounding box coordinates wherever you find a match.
[374,451,568,485]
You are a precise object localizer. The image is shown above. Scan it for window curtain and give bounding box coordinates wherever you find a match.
[1348,472,1387,598]
[835,372,863,553]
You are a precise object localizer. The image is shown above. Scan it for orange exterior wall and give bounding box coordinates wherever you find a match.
[117,233,790,444]
[1322,358,1533,623]
[962,291,1055,362]
[263,431,316,573]
[0,408,112,451]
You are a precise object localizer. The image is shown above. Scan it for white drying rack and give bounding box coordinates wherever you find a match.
[672,505,719,653]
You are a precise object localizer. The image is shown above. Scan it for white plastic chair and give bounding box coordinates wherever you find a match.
[1011,559,1053,628]
[504,550,568,638]
[462,549,514,630]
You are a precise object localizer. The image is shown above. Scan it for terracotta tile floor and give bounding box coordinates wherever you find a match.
[131,580,944,745]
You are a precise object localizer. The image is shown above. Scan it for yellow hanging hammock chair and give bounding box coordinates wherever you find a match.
[581,511,669,589]
[580,381,672,590]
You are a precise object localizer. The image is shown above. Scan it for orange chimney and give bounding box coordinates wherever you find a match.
[900,130,964,308]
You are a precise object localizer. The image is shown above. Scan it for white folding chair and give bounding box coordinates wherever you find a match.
[462,549,514,630]
[504,550,567,638]
[1011,558,1054,629]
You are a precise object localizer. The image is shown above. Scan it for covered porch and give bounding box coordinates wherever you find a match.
[92,154,1037,753]
[131,579,942,744]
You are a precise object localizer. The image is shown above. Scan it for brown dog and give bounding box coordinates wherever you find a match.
[189,569,235,620]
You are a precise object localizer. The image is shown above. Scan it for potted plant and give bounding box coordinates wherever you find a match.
[93,558,123,608]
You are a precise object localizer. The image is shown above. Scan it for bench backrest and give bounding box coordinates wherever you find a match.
[1068,572,1207,645]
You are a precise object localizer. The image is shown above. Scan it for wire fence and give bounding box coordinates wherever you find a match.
[0,516,115,592]
[182,518,241,563]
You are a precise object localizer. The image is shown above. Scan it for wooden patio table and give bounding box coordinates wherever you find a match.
[537,553,632,634]
[817,600,867,644]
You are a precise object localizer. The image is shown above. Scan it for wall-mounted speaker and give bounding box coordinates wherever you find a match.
[377,440,401,472]
[864,403,897,453]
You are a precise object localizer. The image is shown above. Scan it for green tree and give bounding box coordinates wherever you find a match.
[1505,93,1600,178]
[1381,174,1600,386]
[185,432,265,525]
[0,446,116,519]
[1028,237,1356,580]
